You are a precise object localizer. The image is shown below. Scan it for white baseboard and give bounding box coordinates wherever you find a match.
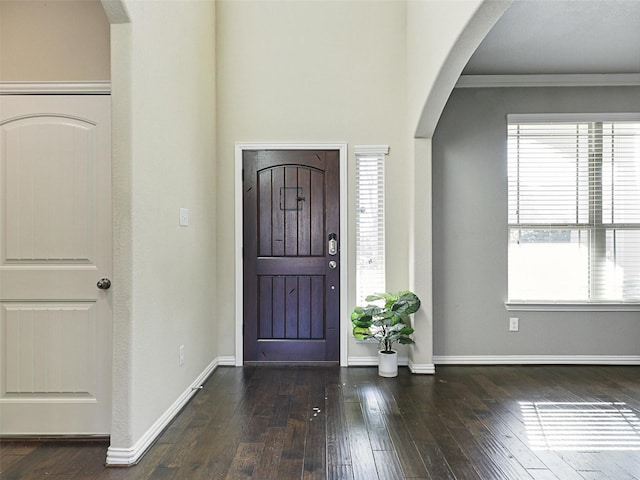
[217,355,236,366]
[106,357,219,466]
[348,356,436,374]
[347,356,408,367]
[433,355,640,365]
[408,361,436,374]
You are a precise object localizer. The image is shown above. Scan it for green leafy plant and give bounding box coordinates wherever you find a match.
[351,291,421,353]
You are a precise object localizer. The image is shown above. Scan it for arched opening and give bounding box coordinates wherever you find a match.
[406,0,512,372]
[415,0,512,139]
[429,0,640,365]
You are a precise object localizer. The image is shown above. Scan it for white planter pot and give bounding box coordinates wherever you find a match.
[378,350,398,377]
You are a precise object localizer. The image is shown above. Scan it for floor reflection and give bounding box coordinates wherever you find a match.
[521,401,640,451]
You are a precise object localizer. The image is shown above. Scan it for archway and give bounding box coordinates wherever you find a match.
[416,0,513,138]
[407,0,512,372]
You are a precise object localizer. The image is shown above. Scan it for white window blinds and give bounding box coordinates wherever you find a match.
[507,116,640,302]
[355,146,388,305]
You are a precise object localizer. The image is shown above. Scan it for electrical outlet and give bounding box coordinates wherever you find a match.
[509,317,519,332]
[179,345,185,366]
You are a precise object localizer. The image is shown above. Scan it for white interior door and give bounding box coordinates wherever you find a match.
[0,95,112,435]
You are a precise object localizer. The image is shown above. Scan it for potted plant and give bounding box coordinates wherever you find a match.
[351,291,421,377]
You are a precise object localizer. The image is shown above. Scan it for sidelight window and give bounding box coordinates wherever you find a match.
[507,115,640,303]
[355,145,388,305]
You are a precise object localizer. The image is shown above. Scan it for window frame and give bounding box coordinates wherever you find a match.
[354,145,388,306]
[506,113,640,311]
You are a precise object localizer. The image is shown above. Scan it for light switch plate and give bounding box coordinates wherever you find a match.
[179,208,189,226]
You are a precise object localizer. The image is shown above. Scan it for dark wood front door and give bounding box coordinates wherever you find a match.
[243,150,340,363]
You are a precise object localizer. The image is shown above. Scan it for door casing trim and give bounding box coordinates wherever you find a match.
[235,143,348,367]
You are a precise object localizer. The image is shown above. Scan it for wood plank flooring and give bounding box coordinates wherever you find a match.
[2,365,640,479]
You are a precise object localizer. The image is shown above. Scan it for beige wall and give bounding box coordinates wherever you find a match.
[1,0,508,456]
[0,0,110,81]
[407,0,482,136]
[109,0,217,450]
[1,0,217,452]
[216,0,507,366]
[216,0,410,361]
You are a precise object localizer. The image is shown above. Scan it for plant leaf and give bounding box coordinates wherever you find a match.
[352,326,372,339]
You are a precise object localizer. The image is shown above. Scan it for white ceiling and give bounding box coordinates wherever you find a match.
[463,0,640,75]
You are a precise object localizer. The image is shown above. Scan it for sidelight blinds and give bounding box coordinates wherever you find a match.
[507,115,640,302]
[355,147,387,305]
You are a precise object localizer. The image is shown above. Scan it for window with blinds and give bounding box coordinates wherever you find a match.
[355,147,387,305]
[507,116,640,302]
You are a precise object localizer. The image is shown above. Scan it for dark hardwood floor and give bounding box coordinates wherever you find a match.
[2,365,640,479]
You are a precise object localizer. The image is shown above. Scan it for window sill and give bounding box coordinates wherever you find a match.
[505,302,640,312]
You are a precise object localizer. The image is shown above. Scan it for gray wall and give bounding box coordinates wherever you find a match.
[432,86,640,359]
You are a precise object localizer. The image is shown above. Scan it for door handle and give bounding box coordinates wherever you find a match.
[97,278,111,290]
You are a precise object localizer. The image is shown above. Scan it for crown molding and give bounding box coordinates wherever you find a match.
[456,74,640,88]
[0,82,111,95]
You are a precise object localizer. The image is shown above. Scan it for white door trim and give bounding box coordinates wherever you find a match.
[0,82,111,95]
[235,143,349,367]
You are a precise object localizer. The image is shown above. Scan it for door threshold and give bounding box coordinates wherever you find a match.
[243,361,339,367]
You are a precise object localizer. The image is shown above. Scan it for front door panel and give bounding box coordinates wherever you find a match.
[243,150,339,363]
